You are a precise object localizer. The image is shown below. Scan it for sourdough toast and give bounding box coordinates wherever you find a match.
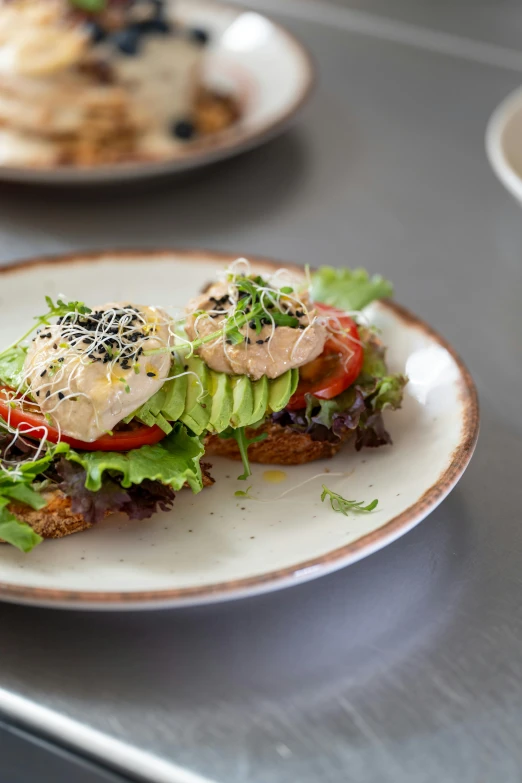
[205,422,354,465]
[4,465,214,542]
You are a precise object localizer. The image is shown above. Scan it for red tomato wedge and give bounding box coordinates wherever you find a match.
[0,386,166,451]
[286,304,364,411]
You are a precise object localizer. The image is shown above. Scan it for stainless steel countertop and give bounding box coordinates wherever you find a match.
[1,2,522,781]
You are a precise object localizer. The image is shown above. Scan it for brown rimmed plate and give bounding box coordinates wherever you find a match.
[0,249,479,609]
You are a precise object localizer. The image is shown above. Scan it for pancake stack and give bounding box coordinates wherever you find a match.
[0,0,219,166]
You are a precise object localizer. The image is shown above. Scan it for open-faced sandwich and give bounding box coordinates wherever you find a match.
[186,261,407,470]
[0,0,239,166]
[0,299,212,552]
[0,261,406,553]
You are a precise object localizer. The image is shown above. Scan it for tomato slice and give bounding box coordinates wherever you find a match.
[0,387,166,451]
[286,303,364,411]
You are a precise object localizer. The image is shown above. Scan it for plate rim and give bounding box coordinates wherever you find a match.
[485,85,522,203]
[0,0,316,183]
[0,248,480,608]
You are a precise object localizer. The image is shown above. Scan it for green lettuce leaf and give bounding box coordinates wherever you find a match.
[0,499,43,553]
[66,423,205,493]
[0,346,27,390]
[0,440,69,489]
[0,439,70,552]
[0,483,47,509]
[355,329,407,411]
[311,267,393,311]
[304,388,361,430]
[371,374,407,411]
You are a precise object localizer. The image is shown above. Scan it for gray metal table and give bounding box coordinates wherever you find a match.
[1,2,522,781]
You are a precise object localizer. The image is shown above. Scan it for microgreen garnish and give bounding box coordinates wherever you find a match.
[270,312,299,328]
[321,485,378,515]
[220,426,268,481]
[146,265,308,359]
[68,0,106,12]
[234,486,254,498]
[0,297,91,360]
[118,378,131,394]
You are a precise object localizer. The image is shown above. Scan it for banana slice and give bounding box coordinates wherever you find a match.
[0,1,65,46]
[14,28,88,77]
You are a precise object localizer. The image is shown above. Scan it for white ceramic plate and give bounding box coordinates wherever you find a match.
[0,250,478,609]
[486,86,522,204]
[0,1,314,184]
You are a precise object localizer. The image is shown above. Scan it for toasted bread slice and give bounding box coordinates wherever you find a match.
[205,422,354,465]
[8,489,93,540]
[4,465,214,542]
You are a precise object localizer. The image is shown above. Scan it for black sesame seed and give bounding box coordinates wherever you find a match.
[58,392,64,400]
[46,391,50,399]
[40,370,47,377]
[256,339,264,345]
[299,324,306,329]
[147,372,156,377]
[249,321,256,329]
[58,358,64,362]
[226,339,232,345]
[35,391,40,397]
[295,310,304,317]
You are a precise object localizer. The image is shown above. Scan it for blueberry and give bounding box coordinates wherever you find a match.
[113,26,141,56]
[189,28,210,46]
[172,120,196,140]
[84,20,106,44]
[138,17,171,34]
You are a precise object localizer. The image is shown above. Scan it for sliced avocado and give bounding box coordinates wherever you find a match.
[268,369,298,413]
[152,412,172,434]
[290,368,300,396]
[135,385,165,424]
[161,364,188,423]
[136,407,159,428]
[180,357,211,436]
[208,370,233,433]
[136,387,173,432]
[248,374,269,426]
[230,375,254,427]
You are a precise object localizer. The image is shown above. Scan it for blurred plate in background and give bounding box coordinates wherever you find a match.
[0,1,314,184]
[486,86,522,205]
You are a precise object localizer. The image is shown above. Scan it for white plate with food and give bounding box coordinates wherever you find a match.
[486,86,522,205]
[0,0,314,183]
[0,249,478,609]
